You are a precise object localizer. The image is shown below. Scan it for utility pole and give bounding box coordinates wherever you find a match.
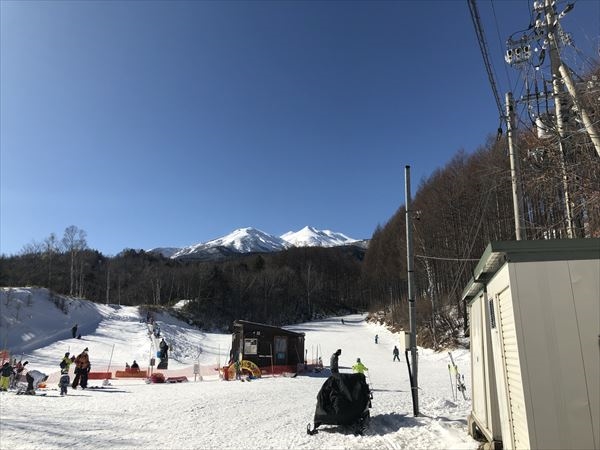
[505,92,526,240]
[505,0,586,238]
[544,0,576,238]
[405,165,419,417]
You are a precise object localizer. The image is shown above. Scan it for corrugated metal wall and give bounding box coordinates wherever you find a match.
[497,289,529,449]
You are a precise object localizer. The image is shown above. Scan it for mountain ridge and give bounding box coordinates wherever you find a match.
[149,226,366,260]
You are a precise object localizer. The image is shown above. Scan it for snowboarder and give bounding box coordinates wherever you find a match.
[375,334,378,344]
[72,348,90,389]
[352,358,368,374]
[330,349,341,374]
[393,346,400,362]
[71,324,78,339]
[0,361,13,391]
[58,369,70,395]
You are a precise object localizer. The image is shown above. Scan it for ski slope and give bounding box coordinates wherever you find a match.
[0,288,478,449]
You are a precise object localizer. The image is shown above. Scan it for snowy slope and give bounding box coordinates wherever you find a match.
[280,225,358,247]
[0,287,478,450]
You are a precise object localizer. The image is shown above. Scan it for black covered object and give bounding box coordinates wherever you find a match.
[307,373,371,435]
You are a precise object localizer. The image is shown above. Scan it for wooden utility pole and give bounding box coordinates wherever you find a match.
[545,0,576,237]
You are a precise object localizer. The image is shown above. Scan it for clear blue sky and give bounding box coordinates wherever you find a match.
[1,0,598,256]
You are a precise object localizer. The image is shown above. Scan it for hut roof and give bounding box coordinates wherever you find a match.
[233,320,305,338]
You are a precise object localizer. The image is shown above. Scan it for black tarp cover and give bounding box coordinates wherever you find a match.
[313,373,371,426]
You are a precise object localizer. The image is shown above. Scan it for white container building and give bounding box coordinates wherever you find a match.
[462,239,600,450]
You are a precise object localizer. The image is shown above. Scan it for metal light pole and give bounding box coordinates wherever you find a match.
[405,165,419,416]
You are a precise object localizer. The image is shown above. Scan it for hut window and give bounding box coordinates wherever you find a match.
[244,338,258,355]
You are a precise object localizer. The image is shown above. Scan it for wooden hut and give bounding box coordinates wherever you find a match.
[230,320,305,376]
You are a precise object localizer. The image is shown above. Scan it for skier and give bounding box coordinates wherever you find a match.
[0,361,13,391]
[330,349,341,374]
[352,358,368,374]
[375,334,378,344]
[72,348,91,389]
[58,368,70,396]
[71,324,78,339]
[393,345,400,362]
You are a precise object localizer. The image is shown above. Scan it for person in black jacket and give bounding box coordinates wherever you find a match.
[393,345,400,362]
[0,361,13,391]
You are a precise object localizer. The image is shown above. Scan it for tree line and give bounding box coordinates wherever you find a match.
[0,230,367,331]
[363,68,600,347]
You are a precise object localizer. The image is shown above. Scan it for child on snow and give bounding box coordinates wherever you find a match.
[58,369,70,395]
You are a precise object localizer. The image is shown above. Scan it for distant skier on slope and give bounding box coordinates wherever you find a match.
[393,346,400,362]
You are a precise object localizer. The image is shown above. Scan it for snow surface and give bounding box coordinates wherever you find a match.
[0,287,478,449]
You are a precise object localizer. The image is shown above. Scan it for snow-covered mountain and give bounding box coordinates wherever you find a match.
[149,226,363,260]
[171,227,290,260]
[280,226,358,247]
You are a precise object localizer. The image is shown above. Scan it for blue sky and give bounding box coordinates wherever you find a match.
[1,0,599,256]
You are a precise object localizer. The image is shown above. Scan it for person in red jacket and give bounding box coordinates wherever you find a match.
[72,348,91,389]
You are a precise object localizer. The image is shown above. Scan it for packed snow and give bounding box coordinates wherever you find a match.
[0,287,478,449]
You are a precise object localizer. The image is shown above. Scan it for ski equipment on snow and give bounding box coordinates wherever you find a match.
[448,352,466,400]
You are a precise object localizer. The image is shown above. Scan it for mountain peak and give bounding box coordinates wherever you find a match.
[280,227,357,248]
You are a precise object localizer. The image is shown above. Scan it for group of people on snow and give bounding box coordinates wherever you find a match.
[327,331,404,376]
[0,358,47,395]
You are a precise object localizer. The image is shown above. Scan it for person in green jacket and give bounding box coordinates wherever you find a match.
[352,358,368,374]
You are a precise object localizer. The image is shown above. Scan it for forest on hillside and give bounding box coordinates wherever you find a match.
[1,71,598,348]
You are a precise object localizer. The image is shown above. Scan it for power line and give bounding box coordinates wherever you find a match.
[468,0,504,121]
